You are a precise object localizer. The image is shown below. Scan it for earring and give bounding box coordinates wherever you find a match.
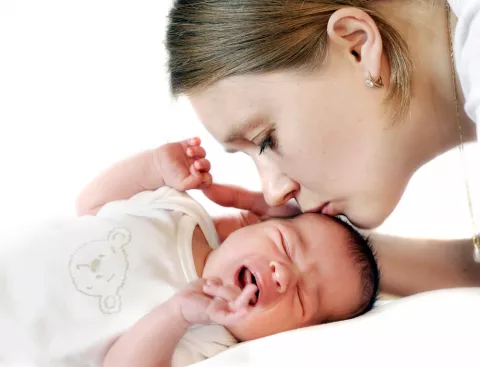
[365,72,384,88]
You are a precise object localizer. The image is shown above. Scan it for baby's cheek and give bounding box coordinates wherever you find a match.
[232,302,301,341]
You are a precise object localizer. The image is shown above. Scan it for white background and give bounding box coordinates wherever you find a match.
[0,0,479,243]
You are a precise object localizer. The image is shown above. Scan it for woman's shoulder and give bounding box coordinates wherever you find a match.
[449,0,480,127]
[448,0,480,17]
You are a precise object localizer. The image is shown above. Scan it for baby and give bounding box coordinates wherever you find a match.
[0,138,379,367]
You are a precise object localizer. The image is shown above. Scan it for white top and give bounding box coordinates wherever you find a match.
[448,0,480,135]
[0,187,237,367]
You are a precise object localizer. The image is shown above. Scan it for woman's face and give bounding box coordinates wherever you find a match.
[190,63,412,229]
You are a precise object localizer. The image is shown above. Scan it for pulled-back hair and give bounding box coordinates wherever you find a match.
[166,0,413,119]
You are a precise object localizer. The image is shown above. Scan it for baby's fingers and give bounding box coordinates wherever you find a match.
[179,171,212,191]
[187,161,212,183]
[195,172,213,188]
[194,158,211,173]
[203,283,242,302]
[207,298,248,326]
[186,145,206,159]
[186,137,202,147]
[232,284,258,311]
[180,137,202,154]
[189,163,212,179]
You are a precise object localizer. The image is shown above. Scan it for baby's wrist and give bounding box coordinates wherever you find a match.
[140,147,166,190]
[167,294,193,329]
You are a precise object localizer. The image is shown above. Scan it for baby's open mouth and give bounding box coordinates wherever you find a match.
[238,266,260,306]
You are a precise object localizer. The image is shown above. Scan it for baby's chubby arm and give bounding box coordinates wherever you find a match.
[103,278,257,367]
[76,137,212,215]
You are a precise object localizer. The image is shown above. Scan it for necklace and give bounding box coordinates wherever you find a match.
[445,2,480,263]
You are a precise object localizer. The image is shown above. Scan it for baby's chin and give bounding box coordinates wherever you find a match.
[225,318,296,342]
[225,321,262,342]
[225,324,249,342]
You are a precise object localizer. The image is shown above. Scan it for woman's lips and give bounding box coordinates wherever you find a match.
[321,203,338,216]
[305,202,329,214]
[305,202,340,216]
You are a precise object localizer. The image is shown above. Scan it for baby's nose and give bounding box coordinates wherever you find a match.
[269,261,296,294]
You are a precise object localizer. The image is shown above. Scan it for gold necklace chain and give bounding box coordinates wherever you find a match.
[445,2,480,263]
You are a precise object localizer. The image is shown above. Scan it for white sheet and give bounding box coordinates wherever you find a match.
[192,288,480,367]
[1,288,478,367]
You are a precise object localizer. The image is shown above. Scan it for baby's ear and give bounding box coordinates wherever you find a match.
[108,228,131,247]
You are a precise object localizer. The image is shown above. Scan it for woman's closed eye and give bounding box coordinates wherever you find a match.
[258,130,277,155]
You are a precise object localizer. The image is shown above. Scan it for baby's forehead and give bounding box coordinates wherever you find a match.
[291,213,349,234]
[289,214,354,253]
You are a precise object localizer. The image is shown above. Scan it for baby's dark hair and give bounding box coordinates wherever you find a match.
[329,216,380,316]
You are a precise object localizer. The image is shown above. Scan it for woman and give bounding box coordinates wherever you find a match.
[165,0,480,296]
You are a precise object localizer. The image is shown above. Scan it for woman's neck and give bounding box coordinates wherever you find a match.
[377,0,476,168]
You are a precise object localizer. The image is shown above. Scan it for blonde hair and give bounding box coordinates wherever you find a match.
[167,0,413,119]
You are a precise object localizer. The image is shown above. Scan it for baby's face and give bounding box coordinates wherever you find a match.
[202,213,364,341]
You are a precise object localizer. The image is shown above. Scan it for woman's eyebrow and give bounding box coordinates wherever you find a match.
[224,118,265,144]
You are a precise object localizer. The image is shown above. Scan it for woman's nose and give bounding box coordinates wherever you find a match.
[259,169,299,207]
[269,261,296,294]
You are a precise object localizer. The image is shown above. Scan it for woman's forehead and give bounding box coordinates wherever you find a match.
[189,72,308,138]
[190,83,267,140]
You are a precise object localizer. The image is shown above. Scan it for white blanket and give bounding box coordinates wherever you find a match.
[1,288,479,367]
[192,287,480,367]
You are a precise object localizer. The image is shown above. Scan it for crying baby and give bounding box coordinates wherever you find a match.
[0,138,379,367]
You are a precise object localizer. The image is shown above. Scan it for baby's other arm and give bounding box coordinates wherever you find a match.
[102,296,190,367]
[76,138,212,215]
[103,278,256,367]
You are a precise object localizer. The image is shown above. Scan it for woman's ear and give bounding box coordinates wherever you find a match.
[327,7,383,81]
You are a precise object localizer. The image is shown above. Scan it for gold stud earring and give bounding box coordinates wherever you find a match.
[365,72,384,88]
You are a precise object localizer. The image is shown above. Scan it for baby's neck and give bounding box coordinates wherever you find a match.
[192,225,214,277]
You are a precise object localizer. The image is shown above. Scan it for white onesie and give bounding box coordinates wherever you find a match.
[0,187,237,367]
[448,0,480,134]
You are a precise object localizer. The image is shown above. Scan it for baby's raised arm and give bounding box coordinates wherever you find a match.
[76,137,212,215]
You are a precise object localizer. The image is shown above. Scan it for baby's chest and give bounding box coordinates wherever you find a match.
[4,216,188,347]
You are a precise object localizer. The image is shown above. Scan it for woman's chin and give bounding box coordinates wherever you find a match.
[345,207,391,230]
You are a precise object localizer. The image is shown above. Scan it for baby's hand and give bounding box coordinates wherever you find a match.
[154,137,212,192]
[175,278,257,326]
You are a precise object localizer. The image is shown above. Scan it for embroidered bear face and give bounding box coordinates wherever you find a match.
[69,228,131,314]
